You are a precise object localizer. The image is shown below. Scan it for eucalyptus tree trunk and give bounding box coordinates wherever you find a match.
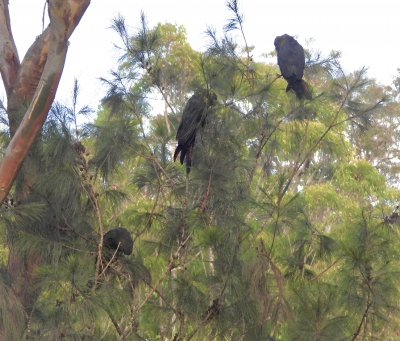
[0,1,90,339]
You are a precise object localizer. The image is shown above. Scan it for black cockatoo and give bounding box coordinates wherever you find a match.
[88,227,133,290]
[274,34,311,100]
[173,90,217,173]
[103,227,133,257]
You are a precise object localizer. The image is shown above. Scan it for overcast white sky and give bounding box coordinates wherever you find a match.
[4,0,400,111]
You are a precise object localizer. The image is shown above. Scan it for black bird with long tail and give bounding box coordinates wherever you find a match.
[173,90,217,173]
[274,34,311,100]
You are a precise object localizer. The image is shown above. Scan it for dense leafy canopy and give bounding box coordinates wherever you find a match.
[2,2,400,340]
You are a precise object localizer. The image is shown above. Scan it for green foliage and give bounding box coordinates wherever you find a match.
[2,2,400,340]
[0,270,26,341]
[285,281,347,340]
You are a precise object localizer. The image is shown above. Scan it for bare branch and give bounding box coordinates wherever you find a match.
[0,0,20,97]
[7,26,51,135]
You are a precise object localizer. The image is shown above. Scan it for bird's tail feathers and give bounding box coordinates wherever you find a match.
[174,145,183,163]
[185,145,193,174]
[180,148,187,165]
[292,80,312,100]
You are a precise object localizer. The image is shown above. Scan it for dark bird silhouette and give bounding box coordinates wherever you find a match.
[87,227,133,290]
[103,227,133,256]
[274,34,311,100]
[384,205,400,225]
[173,90,217,173]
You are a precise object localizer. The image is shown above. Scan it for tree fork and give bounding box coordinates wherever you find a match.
[0,2,90,340]
[0,0,90,203]
[7,26,51,136]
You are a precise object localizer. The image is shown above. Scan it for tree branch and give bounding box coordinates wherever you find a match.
[0,0,91,202]
[0,0,20,98]
[7,26,51,135]
[351,301,372,341]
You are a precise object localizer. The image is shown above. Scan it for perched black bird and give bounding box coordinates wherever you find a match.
[173,90,217,173]
[274,34,311,100]
[87,227,133,290]
[103,227,133,256]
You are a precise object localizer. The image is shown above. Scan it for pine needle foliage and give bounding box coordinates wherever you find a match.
[87,5,400,339]
[3,1,400,340]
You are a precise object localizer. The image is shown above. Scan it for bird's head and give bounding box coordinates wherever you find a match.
[207,91,218,105]
[274,34,291,51]
[103,227,134,256]
[200,89,218,106]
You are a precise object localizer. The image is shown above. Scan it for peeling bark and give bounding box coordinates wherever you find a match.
[0,0,20,98]
[0,1,91,339]
[0,0,91,202]
[7,26,51,135]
